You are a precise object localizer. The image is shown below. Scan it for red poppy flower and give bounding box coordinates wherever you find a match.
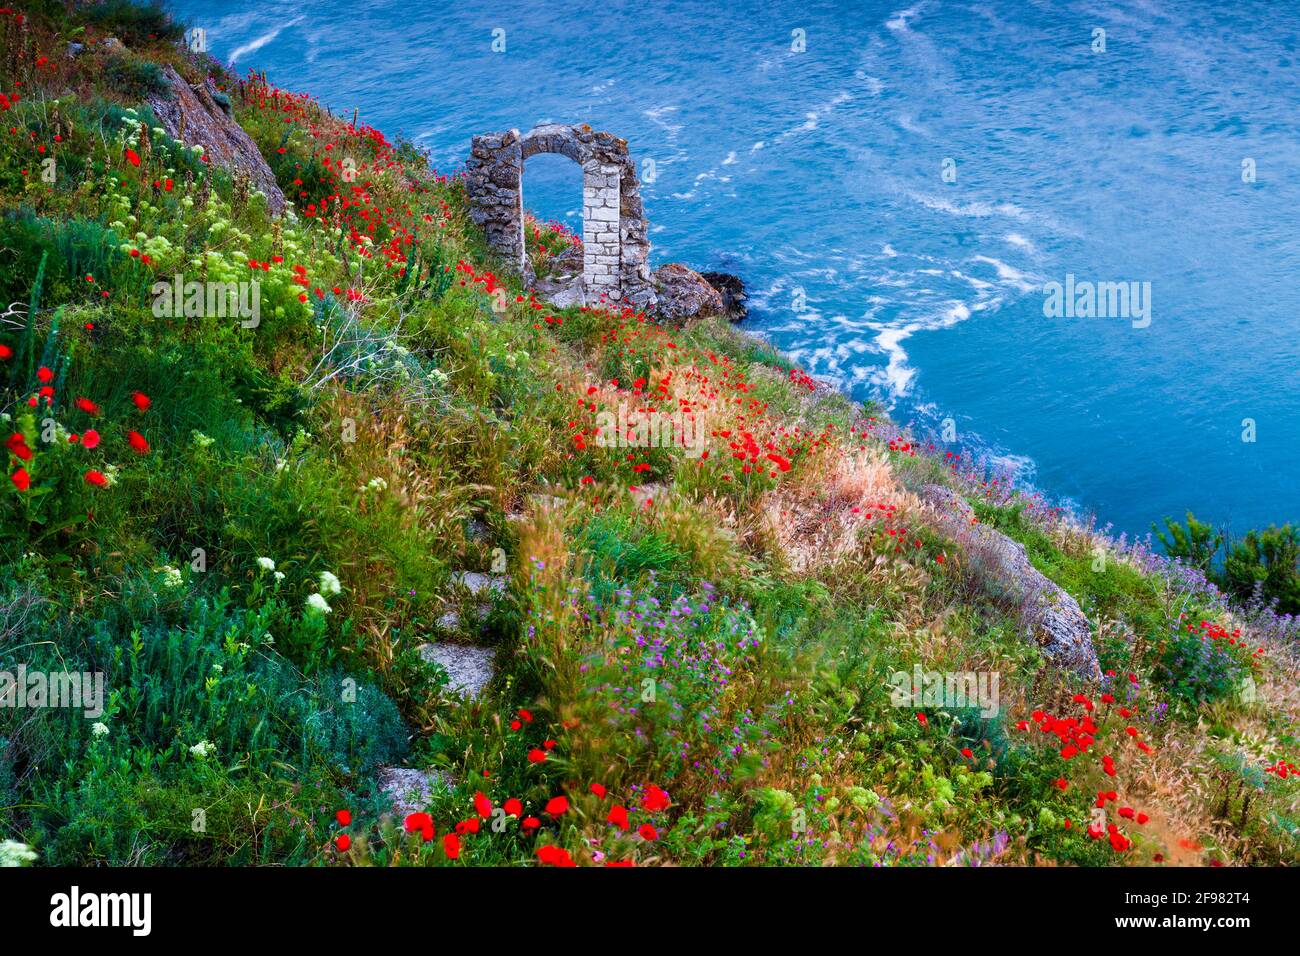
[527,748,547,763]
[6,434,31,461]
[0,344,11,360]
[473,791,492,818]
[642,785,670,812]
[638,823,657,841]
[404,812,434,842]
[81,429,101,450]
[36,365,52,383]
[335,834,350,852]
[590,783,607,799]
[521,816,540,832]
[84,470,106,486]
[75,397,100,415]
[545,795,568,816]
[536,844,574,867]
[503,798,522,817]
[455,818,480,835]
[336,809,351,827]
[607,805,629,830]
[130,391,151,411]
[127,430,149,455]
[443,833,460,860]
[517,708,533,723]
[10,468,29,491]
[125,148,140,167]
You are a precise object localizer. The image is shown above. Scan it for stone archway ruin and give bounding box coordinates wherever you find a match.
[465,124,657,309]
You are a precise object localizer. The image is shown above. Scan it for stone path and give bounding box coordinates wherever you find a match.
[417,643,496,700]
[374,566,505,816]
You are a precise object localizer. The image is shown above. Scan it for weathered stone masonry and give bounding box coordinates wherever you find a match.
[465,124,656,308]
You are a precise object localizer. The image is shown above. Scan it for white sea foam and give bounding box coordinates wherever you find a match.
[907,191,1030,221]
[971,255,1037,291]
[1003,232,1038,255]
[228,16,303,65]
[886,4,924,32]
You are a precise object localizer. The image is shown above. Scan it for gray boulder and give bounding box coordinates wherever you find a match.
[922,484,1102,679]
[146,65,287,215]
[652,263,725,323]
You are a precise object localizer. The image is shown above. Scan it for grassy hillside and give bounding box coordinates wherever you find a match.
[0,1,1296,868]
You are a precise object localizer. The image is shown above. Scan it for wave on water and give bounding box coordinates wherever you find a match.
[226,15,304,66]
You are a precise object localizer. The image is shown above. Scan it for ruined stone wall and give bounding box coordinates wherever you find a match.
[465,124,656,308]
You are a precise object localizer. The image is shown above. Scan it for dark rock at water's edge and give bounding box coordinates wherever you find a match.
[147,65,287,216]
[651,263,725,323]
[700,271,748,322]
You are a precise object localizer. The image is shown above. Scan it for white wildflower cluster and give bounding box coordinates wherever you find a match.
[319,571,342,597]
[190,740,214,759]
[305,570,342,616]
[363,476,388,493]
[92,722,110,737]
[156,565,183,589]
[192,430,215,448]
[0,840,37,868]
[256,556,285,582]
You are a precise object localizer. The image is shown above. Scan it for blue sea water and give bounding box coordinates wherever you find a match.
[170,0,1300,540]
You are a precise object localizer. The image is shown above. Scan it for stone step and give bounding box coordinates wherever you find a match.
[418,642,496,700]
[451,571,508,597]
[376,766,455,817]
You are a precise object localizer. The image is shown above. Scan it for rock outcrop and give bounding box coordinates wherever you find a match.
[700,271,748,322]
[652,263,725,323]
[147,65,286,216]
[922,484,1102,679]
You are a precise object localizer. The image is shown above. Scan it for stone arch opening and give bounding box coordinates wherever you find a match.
[466,123,656,308]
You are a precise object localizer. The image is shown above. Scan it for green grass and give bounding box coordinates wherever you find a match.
[0,0,1293,870]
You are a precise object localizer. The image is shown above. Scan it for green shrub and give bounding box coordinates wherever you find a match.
[1154,511,1222,573]
[103,52,170,100]
[84,0,184,46]
[1222,525,1300,615]
[1,586,408,865]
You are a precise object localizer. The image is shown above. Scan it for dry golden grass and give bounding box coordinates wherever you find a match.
[756,447,913,574]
